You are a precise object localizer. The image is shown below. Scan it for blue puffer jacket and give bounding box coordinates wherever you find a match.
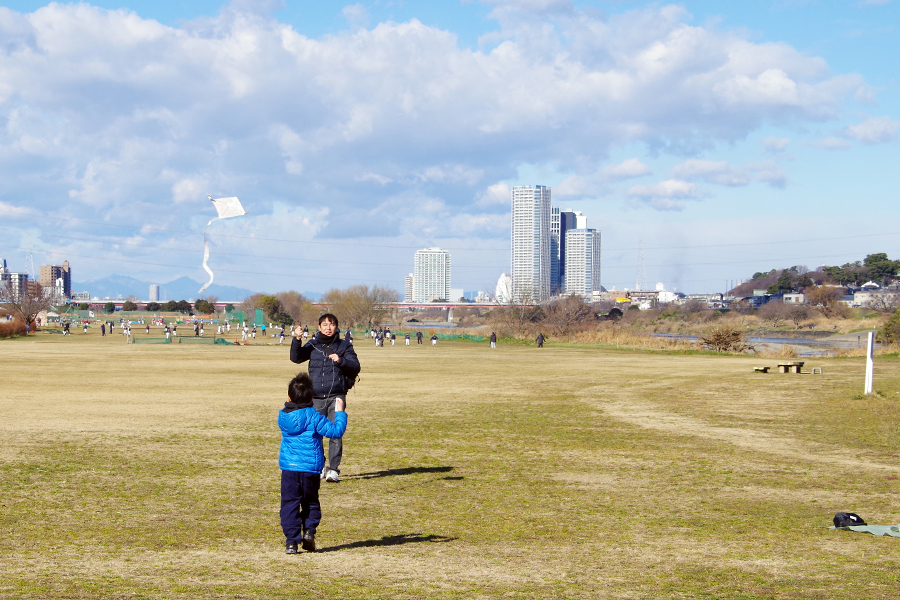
[278,405,348,473]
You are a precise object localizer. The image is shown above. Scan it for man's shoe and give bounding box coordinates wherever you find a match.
[325,469,339,483]
[285,542,298,554]
[301,532,316,552]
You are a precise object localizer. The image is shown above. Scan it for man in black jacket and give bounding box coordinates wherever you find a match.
[290,313,360,483]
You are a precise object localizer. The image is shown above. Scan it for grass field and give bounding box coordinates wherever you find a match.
[2,331,900,599]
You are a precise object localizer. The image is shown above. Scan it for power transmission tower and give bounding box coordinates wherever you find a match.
[25,232,35,279]
[635,239,646,291]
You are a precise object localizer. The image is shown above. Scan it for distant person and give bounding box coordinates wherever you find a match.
[405,333,410,346]
[279,329,286,345]
[346,330,353,344]
[146,324,150,335]
[278,372,348,554]
[536,332,544,348]
[164,325,171,341]
[390,332,395,347]
[490,332,497,349]
[262,323,267,337]
[100,323,106,337]
[431,334,437,346]
[416,331,423,345]
[290,314,360,483]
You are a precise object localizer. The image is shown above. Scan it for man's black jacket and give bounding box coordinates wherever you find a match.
[289,332,361,398]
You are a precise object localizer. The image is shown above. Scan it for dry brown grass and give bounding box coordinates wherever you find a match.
[1,329,900,599]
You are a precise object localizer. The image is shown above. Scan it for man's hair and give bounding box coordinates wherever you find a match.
[318,313,339,328]
[288,372,314,407]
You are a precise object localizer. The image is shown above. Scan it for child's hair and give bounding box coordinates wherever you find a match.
[288,372,314,407]
[318,313,339,328]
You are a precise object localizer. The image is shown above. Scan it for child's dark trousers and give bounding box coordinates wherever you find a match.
[280,470,321,543]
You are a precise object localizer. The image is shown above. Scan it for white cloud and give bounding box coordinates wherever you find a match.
[748,161,788,189]
[763,136,790,151]
[172,178,207,204]
[626,179,706,210]
[842,116,900,144]
[600,158,651,180]
[670,159,749,186]
[808,137,852,150]
[342,4,369,30]
[0,2,873,287]
[475,182,511,206]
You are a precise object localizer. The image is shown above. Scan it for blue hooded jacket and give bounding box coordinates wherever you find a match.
[278,405,348,473]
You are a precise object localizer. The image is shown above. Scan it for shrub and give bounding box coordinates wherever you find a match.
[0,319,28,338]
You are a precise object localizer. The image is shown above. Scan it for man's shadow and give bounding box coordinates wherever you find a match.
[317,533,456,553]
[344,466,455,480]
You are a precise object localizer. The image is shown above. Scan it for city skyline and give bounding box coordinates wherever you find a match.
[0,1,897,296]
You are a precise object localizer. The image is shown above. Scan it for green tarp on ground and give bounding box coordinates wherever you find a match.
[830,525,900,537]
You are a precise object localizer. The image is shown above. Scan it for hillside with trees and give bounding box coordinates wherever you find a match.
[729,253,900,296]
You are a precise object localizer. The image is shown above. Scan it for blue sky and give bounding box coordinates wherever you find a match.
[0,0,897,297]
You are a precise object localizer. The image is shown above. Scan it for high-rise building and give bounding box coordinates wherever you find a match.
[511,185,551,302]
[149,284,160,302]
[564,228,602,296]
[557,209,586,291]
[404,274,414,302]
[38,260,71,298]
[495,273,512,303]
[550,207,560,293]
[413,248,451,302]
[6,272,29,300]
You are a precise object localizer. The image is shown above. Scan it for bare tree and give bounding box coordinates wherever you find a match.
[321,284,399,328]
[756,300,789,328]
[700,326,754,353]
[785,303,814,328]
[0,281,53,328]
[805,285,850,318]
[869,292,900,312]
[541,295,595,337]
[276,291,320,326]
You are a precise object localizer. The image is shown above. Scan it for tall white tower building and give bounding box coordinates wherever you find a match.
[149,284,160,302]
[414,248,451,302]
[404,274,414,302]
[564,229,602,296]
[511,185,551,302]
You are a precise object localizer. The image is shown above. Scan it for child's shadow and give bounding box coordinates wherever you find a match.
[317,533,455,553]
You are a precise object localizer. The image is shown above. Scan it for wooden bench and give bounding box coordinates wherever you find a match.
[754,366,770,373]
[777,361,804,374]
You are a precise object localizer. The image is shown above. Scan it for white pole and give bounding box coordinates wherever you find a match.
[864,331,874,395]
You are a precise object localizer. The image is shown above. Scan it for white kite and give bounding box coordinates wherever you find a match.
[199,194,248,293]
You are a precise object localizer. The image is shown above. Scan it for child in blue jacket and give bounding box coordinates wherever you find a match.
[279,372,348,553]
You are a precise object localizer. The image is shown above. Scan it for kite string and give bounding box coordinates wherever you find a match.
[199,217,218,293]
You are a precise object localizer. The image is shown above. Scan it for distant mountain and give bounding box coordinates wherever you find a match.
[73,275,321,302]
[73,275,256,301]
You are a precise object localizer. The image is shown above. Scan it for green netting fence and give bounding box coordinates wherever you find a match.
[132,337,171,344]
[376,330,486,342]
[131,337,231,345]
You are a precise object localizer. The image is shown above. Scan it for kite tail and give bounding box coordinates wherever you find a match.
[199,219,216,293]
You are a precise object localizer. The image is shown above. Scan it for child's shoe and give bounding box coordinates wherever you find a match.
[285,541,298,554]
[301,531,316,552]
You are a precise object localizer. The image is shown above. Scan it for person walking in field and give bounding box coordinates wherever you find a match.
[416,331,423,345]
[278,372,348,554]
[431,334,437,346]
[405,333,410,346]
[536,332,544,348]
[100,323,105,337]
[165,324,171,341]
[290,314,360,484]
[490,331,497,349]
[279,329,286,345]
